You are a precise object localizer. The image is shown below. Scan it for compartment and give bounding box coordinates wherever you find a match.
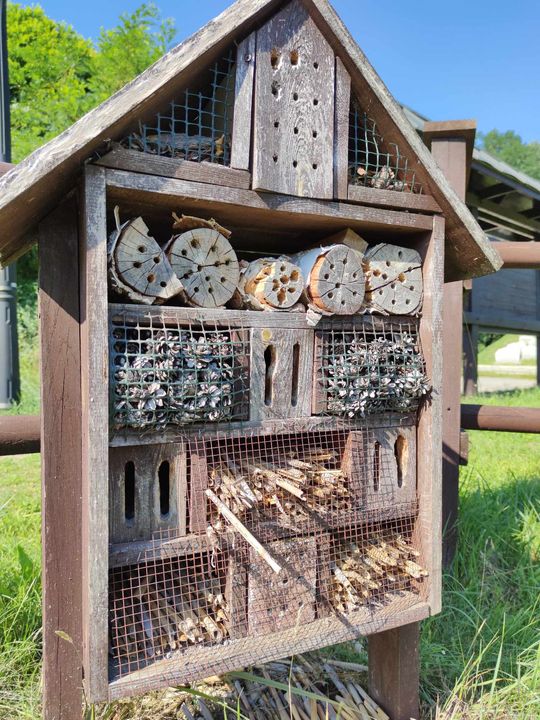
[110,311,250,431]
[109,548,231,679]
[313,316,429,417]
[250,326,314,420]
[109,443,187,543]
[365,426,417,514]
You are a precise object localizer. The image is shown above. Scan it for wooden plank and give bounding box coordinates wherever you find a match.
[250,327,314,420]
[368,621,420,720]
[231,32,257,171]
[79,165,110,702]
[108,593,430,699]
[348,183,442,213]
[39,198,84,720]
[416,215,444,613]
[109,443,187,544]
[95,148,251,189]
[0,0,286,266]
[461,405,540,433]
[364,426,417,513]
[109,532,224,568]
[333,57,351,200]
[253,0,335,198]
[105,169,434,233]
[463,311,540,334]
[189,442,209,534]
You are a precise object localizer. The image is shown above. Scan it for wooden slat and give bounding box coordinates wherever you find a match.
[333,56,351,199]
[105,169,434,233]
[95,148,251,189]
[231,32,257,171]
[348,183,442,213]
[79,165,110,702]
[39,198,84,720]
[461,405,540,433]
[189,443,209,534]
[253,0,335,198]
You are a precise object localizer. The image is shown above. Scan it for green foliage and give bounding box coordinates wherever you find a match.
[480,129,540,181]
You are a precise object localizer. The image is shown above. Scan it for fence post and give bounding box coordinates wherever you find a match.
[424,120,476,566]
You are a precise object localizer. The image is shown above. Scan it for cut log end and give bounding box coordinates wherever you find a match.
[364,244,423,315]
[309,245,365,315]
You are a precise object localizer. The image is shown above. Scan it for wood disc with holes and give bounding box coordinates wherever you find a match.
[109,216,183,304]
[364,244,423,315]
[242,257,304,309]
[166,227,240,307]
[294,244,364,315]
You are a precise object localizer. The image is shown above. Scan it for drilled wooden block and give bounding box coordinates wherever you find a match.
[109,443,187,543]
[248,536,317,635]
[365,426,417,513]
[253,0,335,198]
[250,326,314,420]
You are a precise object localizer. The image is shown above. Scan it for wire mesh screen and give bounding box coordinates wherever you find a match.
[314,317,430,418]
[108,425,427,690]
[348,100,423,193]
[121,48,236,165]
[110,313,249,431]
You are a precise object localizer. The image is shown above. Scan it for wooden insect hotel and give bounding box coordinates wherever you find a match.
[0,0,501,710]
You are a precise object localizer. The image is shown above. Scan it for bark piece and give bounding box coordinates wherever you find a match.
[166,227,239,307]
[240,256,305,310]
[364,244,423,315]
[108,213,183,305]
[292,244,365,314]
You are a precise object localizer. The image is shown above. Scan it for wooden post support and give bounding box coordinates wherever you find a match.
[424,120,476,566]
[368,622,420,720]
[39,197,84,720]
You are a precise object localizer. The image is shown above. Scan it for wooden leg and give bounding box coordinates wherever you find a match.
[463,323,478,397]
[40,200,84,720]
[368,622,420,720]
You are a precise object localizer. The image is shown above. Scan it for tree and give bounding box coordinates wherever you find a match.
[6,2,176,322]
[479,129,540,181]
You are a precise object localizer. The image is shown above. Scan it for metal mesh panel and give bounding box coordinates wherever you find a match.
[110,312,249,431]
[314,317,430,418]
[348,100,423,194]
[121,48,236,165]
[108,425,427,690]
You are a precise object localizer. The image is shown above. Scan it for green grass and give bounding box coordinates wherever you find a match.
[478,334,537,367]
[0,350,539,717]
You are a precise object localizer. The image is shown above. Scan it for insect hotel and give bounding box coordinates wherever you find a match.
[0,0,500,713]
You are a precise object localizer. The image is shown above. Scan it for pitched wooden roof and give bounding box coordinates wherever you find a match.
[0,0,501,280]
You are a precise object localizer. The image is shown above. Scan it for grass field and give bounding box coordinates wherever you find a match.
[0,339,538,718]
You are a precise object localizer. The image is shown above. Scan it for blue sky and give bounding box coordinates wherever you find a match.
[19,0,540,143]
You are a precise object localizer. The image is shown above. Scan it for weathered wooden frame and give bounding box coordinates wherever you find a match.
[68,162,443,702]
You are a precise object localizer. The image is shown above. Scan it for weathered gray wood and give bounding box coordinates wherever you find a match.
[253,0,335,198]
[0,0,285,266]
[250,327,314,419]
[231,32,257,170]
[239,257,305,309]
[109,532,225,568]
[348,183,442,213]
[109,443,187,543]
[79,165,110,702]
[39,198,84,720]
[108,592,430,699]
[416,216,444,614]
[364,243,423,315]
[226,546,249,638]
[95,148,252,189]
[363,426,417,512]
[105,168,435,234]
[248,536,317,633]
[334,56,350,199]
[189,442,209,533]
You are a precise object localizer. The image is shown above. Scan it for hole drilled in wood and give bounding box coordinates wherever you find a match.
[158,461,170,517]
[124,461,135,521]
[273,154,278,163]
[138,245,145,253]
[294,127,299,134]
[312,163,318,170]
[147,274,156,283]
[160,281,167,288]
[394,435,408,488]
[313,61,319,69]
[313,98,319,106]
[271,81,281,98]
[264,345,276,407]
[313,130,318,138]
[153,256,160,264]
[290,49,299,65]
[373,442,381,491]
[270,48,281,69]
[291,343,300,407]
[293,160,298,168]
[274,121,279,128]
[293,92,299,101]
[133,261,141,268]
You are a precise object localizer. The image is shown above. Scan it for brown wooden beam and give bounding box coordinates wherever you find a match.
[461,405,540,433]
[0,414,40,455]
[368,622,420,720]
[494,241,540,269]
[477,181,516,200]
